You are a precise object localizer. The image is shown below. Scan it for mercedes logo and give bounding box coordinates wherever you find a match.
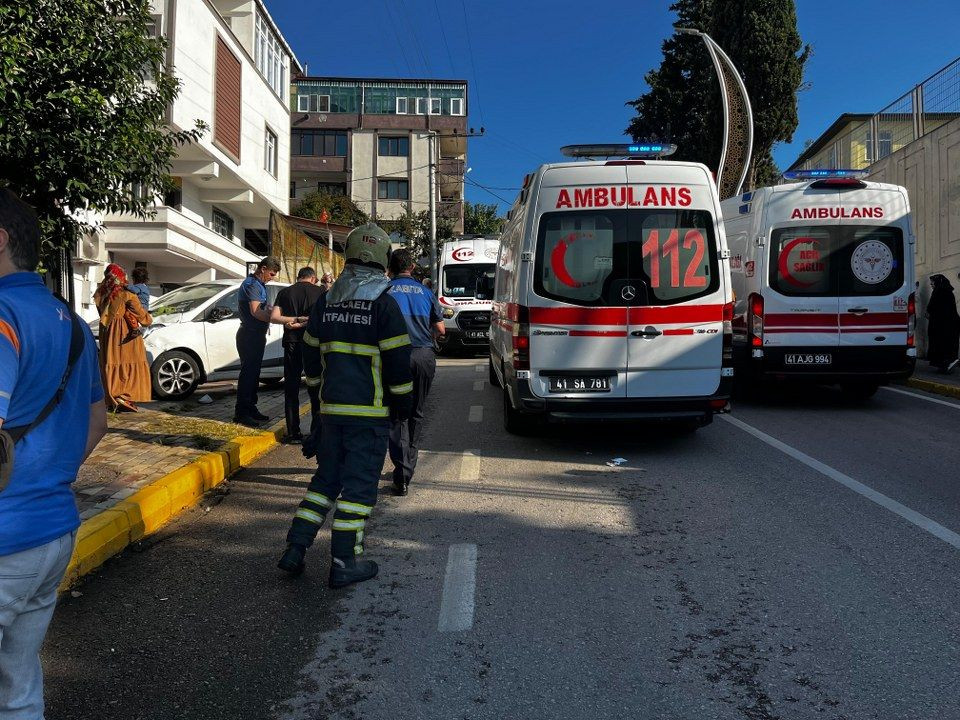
[621,285,636,301]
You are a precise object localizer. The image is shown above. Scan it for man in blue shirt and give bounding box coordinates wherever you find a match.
[0,189,107,717]
[386,249,444,496]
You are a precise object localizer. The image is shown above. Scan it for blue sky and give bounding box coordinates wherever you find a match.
[270,1,960,213]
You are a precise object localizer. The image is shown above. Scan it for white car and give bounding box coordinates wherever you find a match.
[143,280,290,400]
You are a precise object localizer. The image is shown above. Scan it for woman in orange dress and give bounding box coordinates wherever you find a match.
[94,264,153,411]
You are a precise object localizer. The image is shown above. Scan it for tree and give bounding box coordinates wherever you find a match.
[293,190,369,227]
[378,207,453,264]
[0,0,205,269]
[463,201,503,236]
[626,0,810,192]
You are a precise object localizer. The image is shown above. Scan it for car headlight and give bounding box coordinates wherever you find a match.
[442,308,455,319]
[141,323,165,339]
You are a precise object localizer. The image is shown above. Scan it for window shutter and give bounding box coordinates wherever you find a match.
[214,36,242,160]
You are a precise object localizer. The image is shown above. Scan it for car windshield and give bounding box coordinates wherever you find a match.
[443,264,495,298]
[151,283,227,316]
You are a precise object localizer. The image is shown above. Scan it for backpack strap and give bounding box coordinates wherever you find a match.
[5,311,86,445]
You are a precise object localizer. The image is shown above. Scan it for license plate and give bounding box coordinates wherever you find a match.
[548,376,611,393]
[784,353,832,365]
[466,330,488,339]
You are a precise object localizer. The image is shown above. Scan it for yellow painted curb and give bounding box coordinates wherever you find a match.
[61,405,308,591]
[905,377,960,401]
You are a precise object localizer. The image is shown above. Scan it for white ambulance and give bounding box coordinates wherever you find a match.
[720,169,916,398]
[437,236,500,353]
[488,144,734,434]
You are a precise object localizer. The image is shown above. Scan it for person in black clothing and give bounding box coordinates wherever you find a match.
[926,274,960,373]
[271,267,325,442]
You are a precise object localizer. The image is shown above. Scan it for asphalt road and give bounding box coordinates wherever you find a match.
[43,358,960,720]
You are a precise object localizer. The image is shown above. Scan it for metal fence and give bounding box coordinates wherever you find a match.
[800,56,960,170]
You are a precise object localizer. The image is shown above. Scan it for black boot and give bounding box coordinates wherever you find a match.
[393,480,409,496]
[278,543,306,576]
[329,556,378,589]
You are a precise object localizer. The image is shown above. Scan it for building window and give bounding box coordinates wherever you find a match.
[297,94,330,113]
[877,131,892,159]
[429,97,441,115]
[292,130,348,157]
[450,97,464,116]
[318,182,347,196]
[378,136,409,157]
[378,179,409,200]
[255,12,287,97]
[396,97,409,114]
[214,36,241,160]
[416,97,428,115]
[212,207,234,239]
[289,181,297,199]
[264,126,278,176]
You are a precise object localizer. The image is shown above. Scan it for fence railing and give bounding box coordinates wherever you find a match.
[799,56,960,170]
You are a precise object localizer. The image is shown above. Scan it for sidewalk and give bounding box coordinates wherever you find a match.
[64,382,308,588]
[905,362,960,399]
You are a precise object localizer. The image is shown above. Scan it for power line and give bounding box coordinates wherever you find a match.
[433,0,457,77]
[459,0,485,125]
[397,2,432,76]
[381,0,416,76]
[462,175,511,205]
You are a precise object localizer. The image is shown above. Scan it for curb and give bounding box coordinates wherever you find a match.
[61,410,301,590]
[905,376,960,400]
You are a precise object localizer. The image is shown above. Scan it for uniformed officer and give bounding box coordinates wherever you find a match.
[278,223,413,588]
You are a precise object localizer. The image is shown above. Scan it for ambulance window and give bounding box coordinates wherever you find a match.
[636,210,719,303]
[769,227,835,296]
[535,211,620,304]
[836,226,903,296]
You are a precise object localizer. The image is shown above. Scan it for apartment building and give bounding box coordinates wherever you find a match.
[289,77,468,234]
[75,0,300,319]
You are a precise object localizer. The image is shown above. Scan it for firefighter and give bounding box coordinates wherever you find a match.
[278,223,413,588]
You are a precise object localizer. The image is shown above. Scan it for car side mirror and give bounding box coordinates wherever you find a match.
[207,305,236,323]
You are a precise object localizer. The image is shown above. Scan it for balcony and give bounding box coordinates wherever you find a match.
[438,157,464,178]
[291,155,348,174]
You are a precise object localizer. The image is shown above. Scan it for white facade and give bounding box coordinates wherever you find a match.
[76,0,300,320]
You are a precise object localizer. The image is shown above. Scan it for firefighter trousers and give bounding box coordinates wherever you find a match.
[286,423,389,559]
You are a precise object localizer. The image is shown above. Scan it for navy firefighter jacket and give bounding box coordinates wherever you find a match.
[302,290,413,425]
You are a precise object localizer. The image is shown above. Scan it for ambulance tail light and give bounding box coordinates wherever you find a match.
[907,292,916,348]
[722,302,734,364]
[509,303,530,370]
[748,293,764,347]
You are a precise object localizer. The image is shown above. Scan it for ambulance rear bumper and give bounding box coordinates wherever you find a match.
[508,376,733,423]
[744,346,915,382]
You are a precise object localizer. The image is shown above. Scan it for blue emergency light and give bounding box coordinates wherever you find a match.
[782,169,869,180]
[561,143,678,159]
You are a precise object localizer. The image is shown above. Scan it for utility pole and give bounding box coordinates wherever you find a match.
[428,131,437,287]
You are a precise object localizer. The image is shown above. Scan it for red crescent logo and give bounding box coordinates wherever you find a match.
[550,232,584,288]
[778,237,819,288]
[451,248,474,261]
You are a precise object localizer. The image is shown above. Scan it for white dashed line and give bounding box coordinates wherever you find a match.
[882,385,960,411]
[438,543,477,632]
[459,449,481,482]
[475,364,484,373]
[473,380,484,391]
[468,405,483,423]
[721,415,960,551]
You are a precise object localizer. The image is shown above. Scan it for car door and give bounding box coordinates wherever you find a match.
[262,284,285,375]
[203,287,242,377]
[625,207,725,398]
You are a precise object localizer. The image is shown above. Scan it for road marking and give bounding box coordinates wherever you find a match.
[460,449,481,482]
[438,543,477,632]
[720,414,960,551]
[473,380,484,391]
[469,405,483,423]
[475,364,484,373]
[882,385,960,411]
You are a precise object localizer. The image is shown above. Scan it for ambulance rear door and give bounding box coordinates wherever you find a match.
[526,165,631,399]
[623,165,726,398]
[834,186,911,349]
[763,187,842,357]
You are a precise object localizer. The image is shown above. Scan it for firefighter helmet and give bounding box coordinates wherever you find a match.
[344,223,392,270]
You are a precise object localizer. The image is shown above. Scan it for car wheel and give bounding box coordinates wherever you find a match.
[840,382,878,402]
[152,350,202,400]
[503,387,538,436]
[488,355,501,388]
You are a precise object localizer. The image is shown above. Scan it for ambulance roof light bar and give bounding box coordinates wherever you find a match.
[561,143,678,160]
[782,169,869,180]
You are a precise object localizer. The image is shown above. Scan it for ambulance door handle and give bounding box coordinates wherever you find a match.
[631,328,662,338]
[846,307,869,315]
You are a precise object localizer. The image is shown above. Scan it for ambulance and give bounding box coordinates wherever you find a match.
[488,144,734,434]
[436,236,500,353]
[719,169,916,398]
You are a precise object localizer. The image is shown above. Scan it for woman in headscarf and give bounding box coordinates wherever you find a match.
[94,264,154,411]
[925,274,960,373]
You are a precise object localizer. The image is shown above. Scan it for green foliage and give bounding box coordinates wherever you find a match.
[378,206,454,263]
[293,190,369,227]
[0,0,205,264]
[626,0,810,192]
[463,201,503,236]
